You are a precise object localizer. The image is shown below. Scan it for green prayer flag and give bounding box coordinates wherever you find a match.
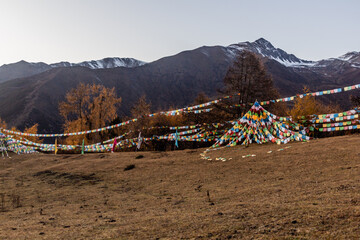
[81,138,85,155]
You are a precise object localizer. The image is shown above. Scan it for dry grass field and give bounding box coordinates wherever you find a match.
[0,134,360,239]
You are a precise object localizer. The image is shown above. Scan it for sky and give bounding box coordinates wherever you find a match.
[0,0,359,65]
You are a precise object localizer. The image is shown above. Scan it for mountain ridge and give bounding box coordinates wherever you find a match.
[0,57,146,84]
[1,38,359,83]
[0,38,359,133]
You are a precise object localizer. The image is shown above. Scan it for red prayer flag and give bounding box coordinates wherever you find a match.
[112,138,117,152]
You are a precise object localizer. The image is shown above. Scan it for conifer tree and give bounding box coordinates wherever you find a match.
[219,51,279,117]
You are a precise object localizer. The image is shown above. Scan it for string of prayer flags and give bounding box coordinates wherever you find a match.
[312,107,360,132]
[0,132,37,155]
[260,83,360,105]
[1,82,359,138]
[0,133,10,158]
[103,131,131,144]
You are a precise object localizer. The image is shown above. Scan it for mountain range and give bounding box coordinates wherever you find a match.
[0,58,146,84]
[0,38,359,133]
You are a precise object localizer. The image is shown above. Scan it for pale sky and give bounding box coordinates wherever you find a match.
[0,0,359,65]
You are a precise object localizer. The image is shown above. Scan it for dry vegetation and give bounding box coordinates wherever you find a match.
[0,134,360,239]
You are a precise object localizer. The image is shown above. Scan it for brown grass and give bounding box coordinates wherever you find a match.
[0,134,360,239]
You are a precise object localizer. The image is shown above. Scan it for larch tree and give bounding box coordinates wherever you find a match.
[59,83,122,144]
[288,87,320,126]
[0,117,6,130]
[219,51,279,117]
[288,86,342,126]
[187,92,210,125]
[131,95,151,119]
[23,123,43,143]
[129,95,152,136]
[186,92,230,125]
[350,95,360,107]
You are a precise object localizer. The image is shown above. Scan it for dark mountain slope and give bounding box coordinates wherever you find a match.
[0,39,359,133]
[0,67,100,131]
[0,61,51,84]
[0,46,233,132]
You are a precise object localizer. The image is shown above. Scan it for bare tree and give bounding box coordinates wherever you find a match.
[350,95,360,107]
[219,51,279,117]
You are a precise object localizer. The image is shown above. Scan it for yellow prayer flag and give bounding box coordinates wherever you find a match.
[54,138,58,155]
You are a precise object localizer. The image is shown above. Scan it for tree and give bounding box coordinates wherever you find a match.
[185,92,232,125]
[219,51,279,117]
[187,92,210,125]
[289,86,342,127]
[350,95,360,107]
[0,117,6,130]
[288,87,320,126]
[59,83,122,144]
[128,95,152,139]
[148,111,186,151]
[131,95,151,119]
[23,123,43,143]
[194,92,210,105]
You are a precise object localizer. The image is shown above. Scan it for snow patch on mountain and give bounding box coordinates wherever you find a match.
[50,57,147,69]
[226,38,359,69]
[270,57,316,67]
[311,51,360,69]
[201,49,210,57]
[226,38,316,68]
[338,51,359,62]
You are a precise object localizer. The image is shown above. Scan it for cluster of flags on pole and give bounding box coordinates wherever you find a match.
[201,102,310,161]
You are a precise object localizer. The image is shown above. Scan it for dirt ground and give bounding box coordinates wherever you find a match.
[0,134,360,239]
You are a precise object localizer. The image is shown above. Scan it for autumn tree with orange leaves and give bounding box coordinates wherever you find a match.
[0,119,42,144]
[289,86,341,127]
[59,83,121,144]
[23,123,43,143]
[0,117,6,130]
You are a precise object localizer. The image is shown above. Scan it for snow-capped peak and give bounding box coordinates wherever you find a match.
[338,51,360,62]
[313,51,360,69]
[50,57,147,69]
[253,38,275,50]
[227,38,315,68]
